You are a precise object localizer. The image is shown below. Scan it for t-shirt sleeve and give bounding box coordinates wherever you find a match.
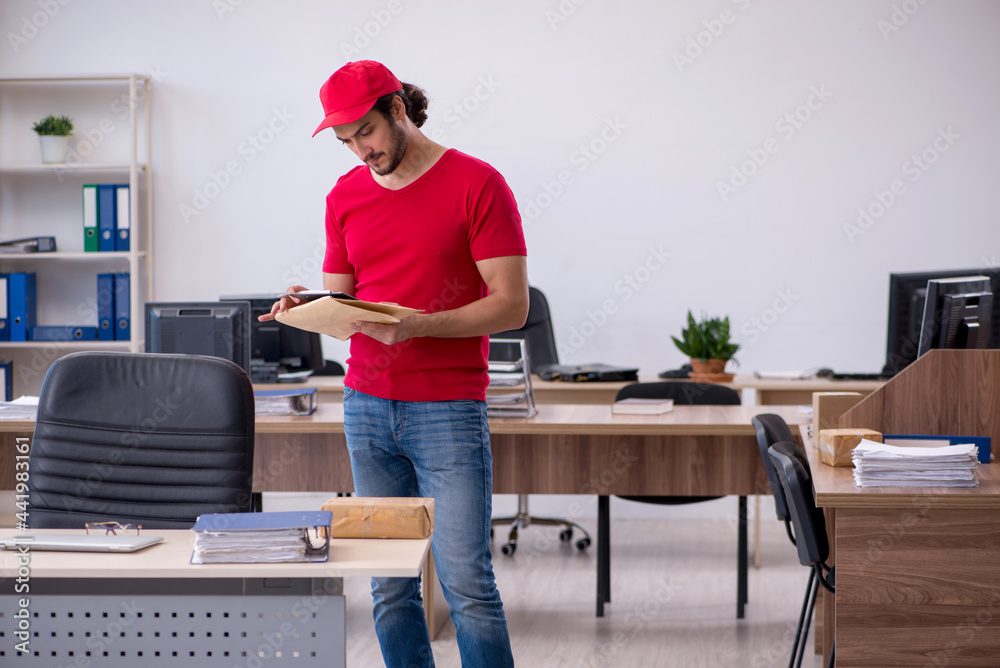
[467,172,528,262]
[322,195,355,275]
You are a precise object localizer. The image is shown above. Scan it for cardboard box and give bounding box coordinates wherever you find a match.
[812,391,864,433]
[816,428,882,467]
[321,497,435,539]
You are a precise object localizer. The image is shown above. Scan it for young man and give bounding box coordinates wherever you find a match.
[263,60,526,667]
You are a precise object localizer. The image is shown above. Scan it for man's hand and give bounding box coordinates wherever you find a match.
[258,284,309,322]
[351,314,426,345]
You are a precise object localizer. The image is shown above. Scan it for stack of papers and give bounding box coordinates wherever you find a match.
[852,439,979,487]
[191,511,332,564]
[253,388,317,415]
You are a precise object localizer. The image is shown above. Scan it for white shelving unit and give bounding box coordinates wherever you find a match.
[0,74,153,396]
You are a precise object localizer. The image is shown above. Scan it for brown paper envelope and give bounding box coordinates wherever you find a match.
[275,297,421,341]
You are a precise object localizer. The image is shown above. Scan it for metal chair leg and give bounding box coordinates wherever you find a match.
[791,568,818,668]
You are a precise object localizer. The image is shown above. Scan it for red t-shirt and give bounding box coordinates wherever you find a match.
[323,149,527,401]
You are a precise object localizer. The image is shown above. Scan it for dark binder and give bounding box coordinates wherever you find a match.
[113,273,130,340]
[97,273,115,341]
[536,364,639,383]
[9,272,36,342]
[97,184,116,252]
[0,360,11,401]
[30,326,98,342]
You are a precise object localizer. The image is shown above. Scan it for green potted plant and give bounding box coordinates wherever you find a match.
[670,310,740,382]
[32,114,73,164]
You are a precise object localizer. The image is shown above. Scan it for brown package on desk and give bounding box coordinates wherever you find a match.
[812,391,864,433]
[320,497,435,539]
[816,428,883,467]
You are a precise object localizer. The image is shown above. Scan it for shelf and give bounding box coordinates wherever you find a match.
[0,340,131,350]
[0,164,147,173]
[0,75,148,84]
[0,251,145,261]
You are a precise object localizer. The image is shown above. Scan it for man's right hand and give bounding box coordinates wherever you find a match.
[258,285,310,322]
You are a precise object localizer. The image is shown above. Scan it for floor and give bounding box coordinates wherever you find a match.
[342,513,827,667]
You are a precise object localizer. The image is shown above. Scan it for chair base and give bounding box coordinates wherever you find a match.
[491,495,592,556]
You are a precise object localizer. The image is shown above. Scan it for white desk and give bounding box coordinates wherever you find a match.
[0,529,430,667]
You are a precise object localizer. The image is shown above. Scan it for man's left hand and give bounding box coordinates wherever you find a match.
[352,315,424,345]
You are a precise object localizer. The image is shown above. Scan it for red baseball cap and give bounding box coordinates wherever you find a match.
[312,61,402,137]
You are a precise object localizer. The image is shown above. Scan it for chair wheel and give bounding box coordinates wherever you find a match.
[576,537,591,551]
[501,542,517,556]
[559,528,573,542]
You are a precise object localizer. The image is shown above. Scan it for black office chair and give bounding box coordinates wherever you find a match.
[27,351,257,529]
[752,414,817,668]
[769,441,836,668]
[597,381,745,617]
[490,287,592,555]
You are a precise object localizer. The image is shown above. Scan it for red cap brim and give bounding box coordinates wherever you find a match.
[312,98,379,136]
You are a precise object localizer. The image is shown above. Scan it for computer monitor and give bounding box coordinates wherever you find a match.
[220,295,324,383]
[145,301,251,374]
[884,269,1000,374]
[916,276,993,358]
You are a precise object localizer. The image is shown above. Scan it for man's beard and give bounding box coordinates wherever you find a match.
[369,118,408,176]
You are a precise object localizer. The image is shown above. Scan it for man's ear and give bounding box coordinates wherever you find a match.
[391,94,407,121]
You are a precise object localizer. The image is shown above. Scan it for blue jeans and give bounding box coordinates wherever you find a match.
[343,388,514,668]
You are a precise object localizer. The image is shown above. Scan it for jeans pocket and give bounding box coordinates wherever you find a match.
[343,386,357,401]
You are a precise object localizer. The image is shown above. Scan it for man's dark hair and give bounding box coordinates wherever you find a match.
[371,82,429,128]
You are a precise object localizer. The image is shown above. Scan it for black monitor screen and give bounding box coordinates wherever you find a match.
[221,295,324,382]
[145,301,251,373]
[884,268,1000,374]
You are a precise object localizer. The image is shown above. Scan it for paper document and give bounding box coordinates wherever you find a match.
[276,294,421,341]
[852,439,979,488]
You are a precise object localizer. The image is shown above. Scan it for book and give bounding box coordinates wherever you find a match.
[191,510,332,564]
[253,387,318,415]
[275,293,421,341]
[612,397,675,415]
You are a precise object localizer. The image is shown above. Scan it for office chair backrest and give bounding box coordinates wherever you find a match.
[615,381,741,406]
[751,414,796,522]
[28,351,256,529]
[492,286,558,369]
[768,442,829,568]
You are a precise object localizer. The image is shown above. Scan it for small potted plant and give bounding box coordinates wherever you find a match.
[670,310,740,382]
[32,114,73,164]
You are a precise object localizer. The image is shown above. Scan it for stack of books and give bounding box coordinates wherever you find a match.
[612,397,674,415]
[191,511,332,564]
[851,439,979,487]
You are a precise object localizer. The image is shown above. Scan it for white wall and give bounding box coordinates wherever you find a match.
[2,0,999,380]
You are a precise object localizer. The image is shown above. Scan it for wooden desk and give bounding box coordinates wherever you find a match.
[0,529,430,667]
[807,443,1000,667]
[255,374,884,406]
[0,405,807,624]
[803,350,1000,667]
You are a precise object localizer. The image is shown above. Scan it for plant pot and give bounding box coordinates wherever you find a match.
[39,135,69,164]
[688,358,734,383]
